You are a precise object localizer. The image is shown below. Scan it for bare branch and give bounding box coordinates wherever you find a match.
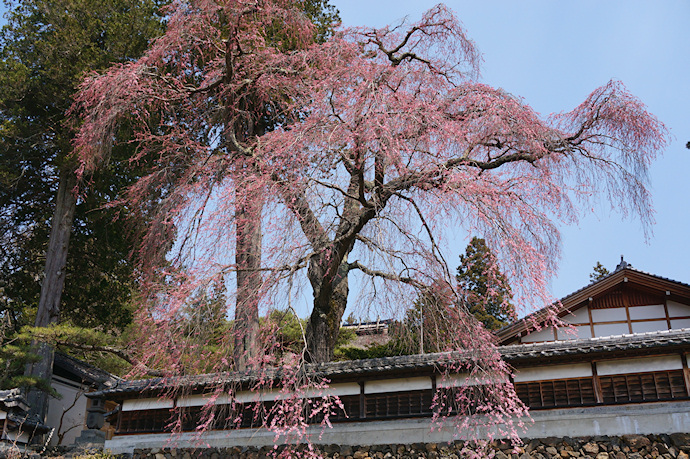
[348,260,426,290]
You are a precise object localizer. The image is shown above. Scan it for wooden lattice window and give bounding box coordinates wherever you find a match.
[515,377,596,409]
[118,408,171,434]
[599,370,687,403]
[327,394,360,423]
[364,389,433,419]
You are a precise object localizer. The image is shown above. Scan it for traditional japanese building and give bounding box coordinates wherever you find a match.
[47,353,120,446]
[91,261,690,454]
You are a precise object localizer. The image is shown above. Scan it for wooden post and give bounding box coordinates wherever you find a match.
[664,292,672,330]
[116,403,123,434]
[591,361,603,404]
[588,299,595,338]
[359,381,365,420]
[681,353,690,398]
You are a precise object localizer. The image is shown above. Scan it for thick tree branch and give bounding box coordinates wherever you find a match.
[274,178,329,249]
[348,260,425,290]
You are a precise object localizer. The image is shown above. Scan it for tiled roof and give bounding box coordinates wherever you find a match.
[89,328,690,399]
[501,327,690,360]
[0,389,50,432]
[0,388,28,411]
[6,412,51,433]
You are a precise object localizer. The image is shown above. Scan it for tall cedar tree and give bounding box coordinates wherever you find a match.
[74,1,666,374]
[457,237,515,331]
[0,0,167,418]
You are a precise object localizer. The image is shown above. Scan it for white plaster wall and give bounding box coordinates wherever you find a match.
[232,382,361,404]
[234,390,260,403]
[671,319,690,329]
[631,320,669,334]
[122,397,174,411]
[514,363,592,383]
[304,382,360,398]
[667,301,690,317]
[46,379,88,446]
[561,306,590,325]
[177,393,231,408]
[234,389,285,403]
[591,308,627,322]
[596,355,682,376]
[365,377,432,394]
[521,327,554,343]
[593,323,629,337]
[555,325,592,341]
[436,373,507,388]
[628,305,665,320]
[437,373,469,388]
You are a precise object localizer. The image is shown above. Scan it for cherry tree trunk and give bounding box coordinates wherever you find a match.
[233,172,262,370]
[25,168,77,420]
[305,262,349,363]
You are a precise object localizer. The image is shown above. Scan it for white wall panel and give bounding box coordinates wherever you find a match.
[597,355,682,376]
[304,382,361,398]
[671,318,690,329]
[522,327,555,343]
[177,393,231,408]
[631,320,668,334]
[48,379,90,445]
[514,363,592,382]
[234,382,361,403]
[591,308,627,322]
[561,306,590,325]
[122,398,174,411]
[628,304,666,320]
[234,391,259,403]
[365,377,432,394]
[437,373,468,388]
[593,323,630,337]
[668,301,690,317]
[235,389,288,403]
[555,325,592,340]
[436,372,507,387]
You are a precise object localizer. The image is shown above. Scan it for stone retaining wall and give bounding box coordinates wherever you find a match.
[129,433,690,459]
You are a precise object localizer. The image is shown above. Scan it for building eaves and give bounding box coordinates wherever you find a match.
[6,412,51,433]
[501,327,690,361]
[54,353,121,388]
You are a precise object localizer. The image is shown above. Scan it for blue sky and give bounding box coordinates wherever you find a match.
[1,1,688,310]
[337,0,690,299]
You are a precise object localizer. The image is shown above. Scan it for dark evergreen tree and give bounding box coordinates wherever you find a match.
[0,0,167,418]
[456,237,515,331]
[590,261,611,282]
